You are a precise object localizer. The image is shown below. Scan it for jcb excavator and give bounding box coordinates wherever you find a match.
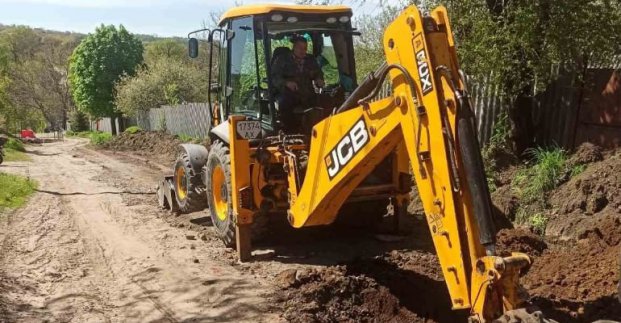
[156,4,544,322]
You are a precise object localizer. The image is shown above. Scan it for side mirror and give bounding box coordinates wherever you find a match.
[188,38,199,58]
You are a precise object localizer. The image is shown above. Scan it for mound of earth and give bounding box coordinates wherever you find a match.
[521,145,621,322]
[495,228,547,257]
[274,266,422,323]
[547,151,621,239]
[523,233,621,322]
[101,131,185,165]
[274,251,468,323]
[568,142,604,165]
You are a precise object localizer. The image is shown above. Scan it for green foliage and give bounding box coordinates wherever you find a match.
[177,134,200,143]
[512,147,567,203]
[0,26,78,131]
[434,0,621,99]
[114,58,208,116]
[0,172,37,210]
[124,126,142,134]
[353,6,400,78]
[89,132,112,145]
[69,110,90,132]
[516,208,548,235]
[4,138,24,152]
[4,148,30,162]
[69,25,143,119]
[144,39,187,65]
[570,164,587,177]
[529,213,548,235]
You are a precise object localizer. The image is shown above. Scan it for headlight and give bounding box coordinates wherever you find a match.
[271,14,283,22]
[326,17,337,23]
[339,16,350,23]
[287,16,298,23]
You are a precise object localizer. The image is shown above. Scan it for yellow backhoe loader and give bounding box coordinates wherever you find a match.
[156,4,546,322]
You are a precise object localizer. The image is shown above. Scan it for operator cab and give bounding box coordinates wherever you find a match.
[188,4,358,137]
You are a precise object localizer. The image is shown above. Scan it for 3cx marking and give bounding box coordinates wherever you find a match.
[415,49,433,95]
[324,118,370,180]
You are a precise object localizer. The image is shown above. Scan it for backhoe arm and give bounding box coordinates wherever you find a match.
[287,5,533,322]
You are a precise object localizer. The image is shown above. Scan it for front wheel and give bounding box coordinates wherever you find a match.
[204,141,236,247]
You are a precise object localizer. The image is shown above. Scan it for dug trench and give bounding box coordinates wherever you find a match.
[101,132,621,322]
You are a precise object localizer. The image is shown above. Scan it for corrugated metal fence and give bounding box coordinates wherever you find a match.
[134,103,212,138]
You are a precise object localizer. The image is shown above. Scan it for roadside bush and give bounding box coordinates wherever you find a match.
[5,138,25,152]
[65,130,76,136]
[69,110,90,132]
[0,172,37,209]
[124,126,142,134]
[89,132,113,145]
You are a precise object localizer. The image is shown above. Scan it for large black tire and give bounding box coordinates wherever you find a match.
[204,141,236,247]
[204,141,269,248]
[173,153,206,213]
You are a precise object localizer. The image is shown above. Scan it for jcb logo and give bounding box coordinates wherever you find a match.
[416,49,433,95]
[325,118,369,179]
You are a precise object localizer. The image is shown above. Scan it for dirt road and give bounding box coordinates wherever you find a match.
[0,139,277,322]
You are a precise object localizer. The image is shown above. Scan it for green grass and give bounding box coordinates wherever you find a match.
[124,126,142,134]
[5,138,25,152]
[177,134,200,143]
[570,163,587,177]
[512,146,567,234]
[0,172,37,210]
[89,132,113,145]
[4,148,31,162]
[512,147,567,203]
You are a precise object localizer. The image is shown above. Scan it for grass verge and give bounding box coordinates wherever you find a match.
[0,172,37,210]
[89,132,113,145]
[4,148,31,162]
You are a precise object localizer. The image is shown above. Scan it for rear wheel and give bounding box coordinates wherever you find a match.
[173,153,206,213]
[204,141,236,247]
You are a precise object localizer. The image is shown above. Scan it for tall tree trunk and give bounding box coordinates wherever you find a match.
[110,116,117,136]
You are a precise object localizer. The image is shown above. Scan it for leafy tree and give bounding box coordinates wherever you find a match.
[144,39,187,65]
[420,0,621,153]
[115,58,208,116]
[69,24,143,134]
[0,26,78,131]
[69,109,89,132]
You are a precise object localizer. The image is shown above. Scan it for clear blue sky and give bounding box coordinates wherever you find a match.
[0,0,393,37]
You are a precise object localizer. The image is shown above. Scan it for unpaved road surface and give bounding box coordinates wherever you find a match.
[0,139,277,322]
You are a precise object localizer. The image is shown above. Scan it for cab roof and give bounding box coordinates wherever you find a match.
[219,4,352,25]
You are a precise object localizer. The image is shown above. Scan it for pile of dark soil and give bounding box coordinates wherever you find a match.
[499,144,621,322]
[495,228,547,256]
[101,131,187,166]
[273,250,468,323]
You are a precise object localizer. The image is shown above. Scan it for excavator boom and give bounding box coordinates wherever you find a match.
[280,5,532,322]
[186,4,540,322]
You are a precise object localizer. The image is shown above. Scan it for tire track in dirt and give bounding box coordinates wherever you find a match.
[0,139,278,322]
